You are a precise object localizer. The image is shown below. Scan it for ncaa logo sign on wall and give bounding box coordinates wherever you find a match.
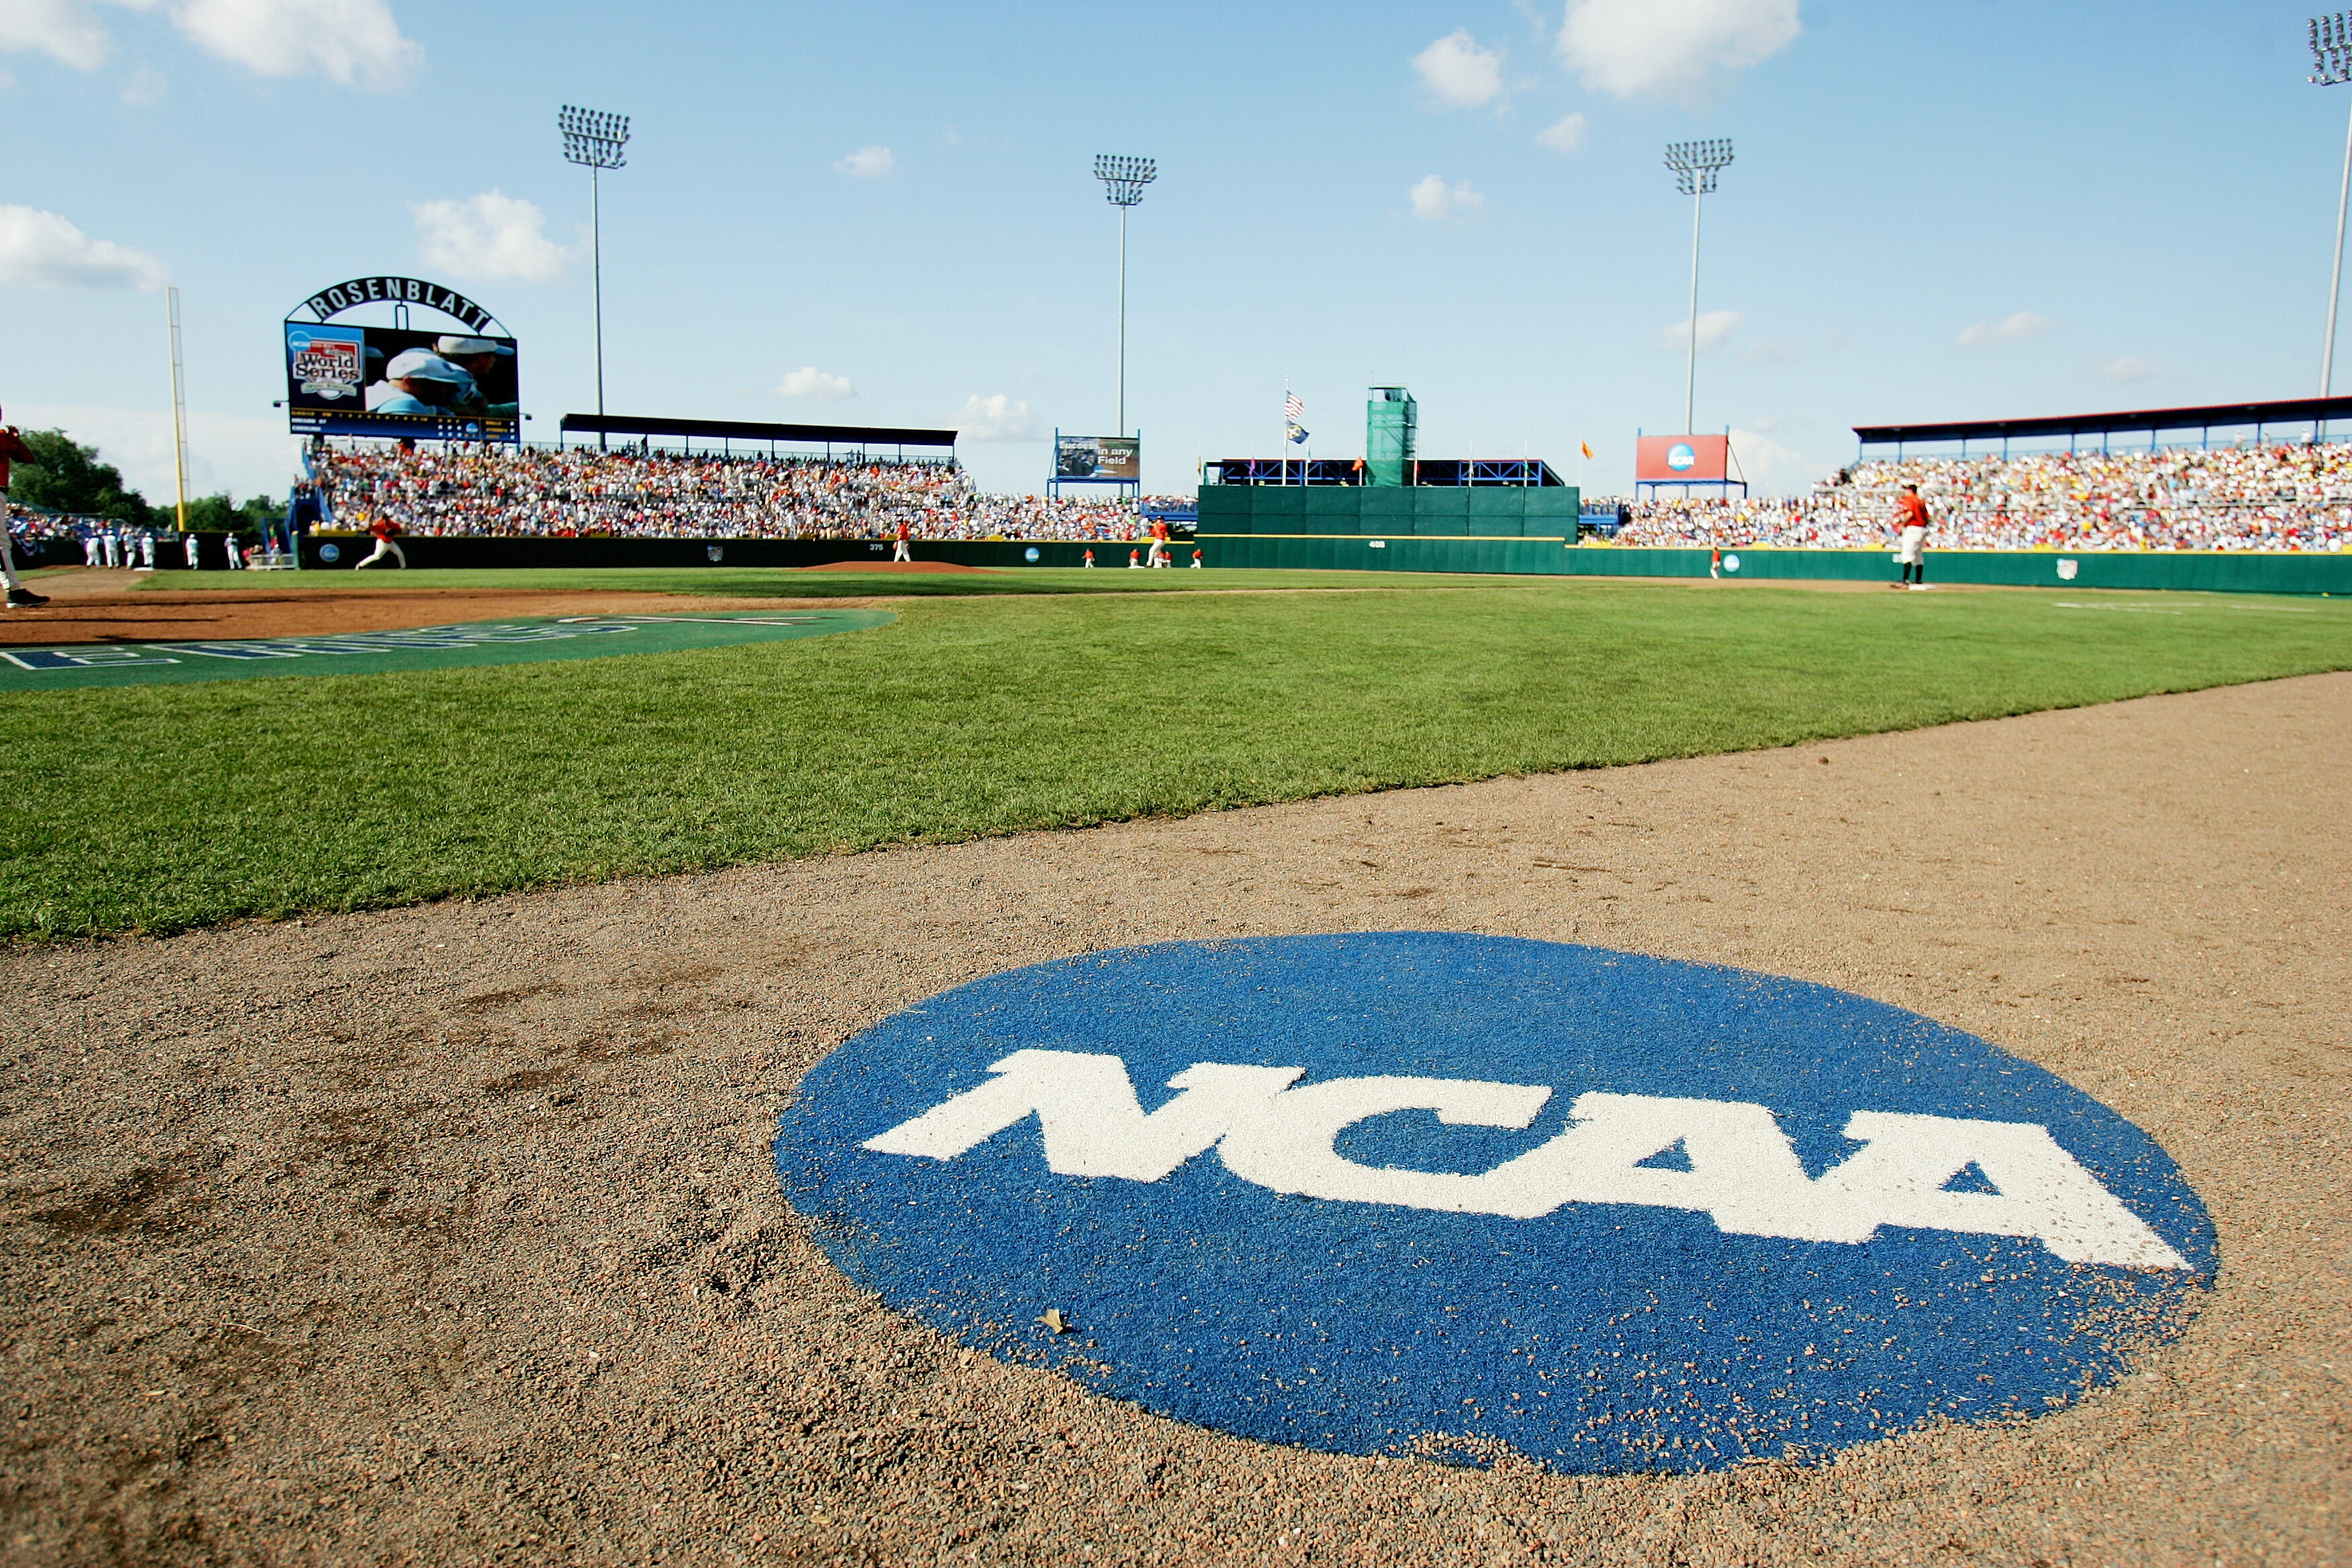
[1666,442,1698,473]
[777,934,2212,1471]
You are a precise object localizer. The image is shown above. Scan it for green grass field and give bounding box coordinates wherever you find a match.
[6,577,2347,939]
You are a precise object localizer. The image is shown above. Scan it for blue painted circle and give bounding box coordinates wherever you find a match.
[317,542,341,562]
[1024,546,1042,562]
[1667,443,1698,472]
[777,934,2212,1471]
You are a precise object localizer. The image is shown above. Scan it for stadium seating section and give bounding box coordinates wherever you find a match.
[311,443,1189,543]
[1616,444,2352,552]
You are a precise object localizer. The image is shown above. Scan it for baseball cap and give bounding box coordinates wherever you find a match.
[384,350,469,383]
[436,336,514,358]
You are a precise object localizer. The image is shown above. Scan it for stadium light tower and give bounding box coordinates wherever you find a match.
[1094,154,1156,437]
[1664,138,1734,436]
[2312,16,2352,413]
[560,104,630,447]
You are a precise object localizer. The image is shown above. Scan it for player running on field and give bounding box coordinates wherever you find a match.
[354,515,407,570]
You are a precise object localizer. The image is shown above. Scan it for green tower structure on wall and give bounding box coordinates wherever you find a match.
[1365,387,1417,486]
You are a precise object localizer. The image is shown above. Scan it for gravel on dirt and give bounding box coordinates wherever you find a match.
[1,673,2343,1566]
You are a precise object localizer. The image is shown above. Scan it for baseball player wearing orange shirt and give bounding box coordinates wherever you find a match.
[1892,484,1930,590]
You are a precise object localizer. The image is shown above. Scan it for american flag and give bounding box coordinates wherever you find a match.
[1283,392,1304,421]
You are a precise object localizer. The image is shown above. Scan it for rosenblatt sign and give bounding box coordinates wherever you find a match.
[291,276,499,333]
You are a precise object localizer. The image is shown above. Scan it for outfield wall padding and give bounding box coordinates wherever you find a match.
[297,536,1138,572]
[1193,534,2352,595]
[287,528,2352,595]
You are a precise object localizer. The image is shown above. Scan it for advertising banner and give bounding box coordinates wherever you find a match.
[1634,434,1730,483]
[284,322,521,444]
[1055,435,1141,483]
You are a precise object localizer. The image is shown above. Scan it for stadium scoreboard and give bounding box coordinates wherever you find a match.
[283,275,522,444]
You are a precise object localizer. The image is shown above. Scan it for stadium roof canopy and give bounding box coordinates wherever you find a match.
[558,413,958,450]
[1855,395,2352,449]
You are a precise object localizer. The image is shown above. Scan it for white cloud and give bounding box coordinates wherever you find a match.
[1730,426,1813,493]
[172,0,418,88]
[411,191,572,283]
[119,60,163,102]
[1740,334,1803,365]
[1535,111,1587,153]
[834,145,895,178]
[2102,354,2163,382]
[1660,309,1743,352]
[0,0,118,70]
[0,0,420,87]
[1413,28,1502,109]
[1409,174,1485,223]
[1957,311,2052,347]
[778,366,856,401]
[1559,0,1800,101]
[950,393,1040,442]
[0,204,166,290]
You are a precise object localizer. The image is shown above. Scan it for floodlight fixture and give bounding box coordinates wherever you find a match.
[1664,138,1735,436]
[2313,19,2352,418]
[1094,154,1157,445]
[1094,154,1157,207]
[2315,13,2352,83]
[560,104,630,444]
[560,105,630,169]
[1664,138,1734,197]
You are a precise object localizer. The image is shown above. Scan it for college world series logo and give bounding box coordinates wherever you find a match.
[777,934,2214,1472]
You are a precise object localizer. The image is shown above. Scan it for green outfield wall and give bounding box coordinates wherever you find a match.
[1190,482,2351,593]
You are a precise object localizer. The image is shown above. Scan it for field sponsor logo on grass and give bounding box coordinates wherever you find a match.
[778,933,2213,1472]
[0,609,891,689]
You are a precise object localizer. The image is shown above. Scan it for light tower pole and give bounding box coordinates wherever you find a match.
[560,104,630,448]
[1093,154,1156,437]
[2310,15,2352,420]
[1664,138,1734,436]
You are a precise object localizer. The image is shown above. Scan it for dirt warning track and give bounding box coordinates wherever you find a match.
[1,675,2343,1566]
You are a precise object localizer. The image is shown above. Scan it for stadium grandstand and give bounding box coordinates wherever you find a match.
[307,413,1191,544]
[1612,395,2352,553]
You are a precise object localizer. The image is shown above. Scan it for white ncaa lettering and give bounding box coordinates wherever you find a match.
[1814,1111,2188,1269]
[859,1049,1302,1181]
[1217,1075,1553,1212]
[862,1050,2190,1269]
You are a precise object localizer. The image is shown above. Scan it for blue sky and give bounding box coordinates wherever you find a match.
[3,0,2347,501]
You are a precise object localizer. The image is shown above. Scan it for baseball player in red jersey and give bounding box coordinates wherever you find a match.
[892,520,912,562]
[0,412,50,607]
[354,515,407,569]
[1892,485,1930,589]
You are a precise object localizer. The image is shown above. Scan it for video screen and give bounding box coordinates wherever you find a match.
[285,322,521,443]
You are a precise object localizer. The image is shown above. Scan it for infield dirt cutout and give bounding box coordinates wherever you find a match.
[3,673,2343,1566]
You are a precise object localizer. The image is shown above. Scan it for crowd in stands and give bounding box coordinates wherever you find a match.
[311,441,1191,542]
[291,436,2352,552]
[1615,442,2352,552]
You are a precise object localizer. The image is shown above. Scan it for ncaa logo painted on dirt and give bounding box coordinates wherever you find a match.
[777,934,2214,1472]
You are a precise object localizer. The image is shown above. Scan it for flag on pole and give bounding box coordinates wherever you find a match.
[1284,392,1304,421]
[1286,421,1309,445]
[1580,440,1594,460]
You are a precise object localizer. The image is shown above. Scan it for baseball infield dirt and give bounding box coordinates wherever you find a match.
[1,673,2343,1567]
[0,571,803,648]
